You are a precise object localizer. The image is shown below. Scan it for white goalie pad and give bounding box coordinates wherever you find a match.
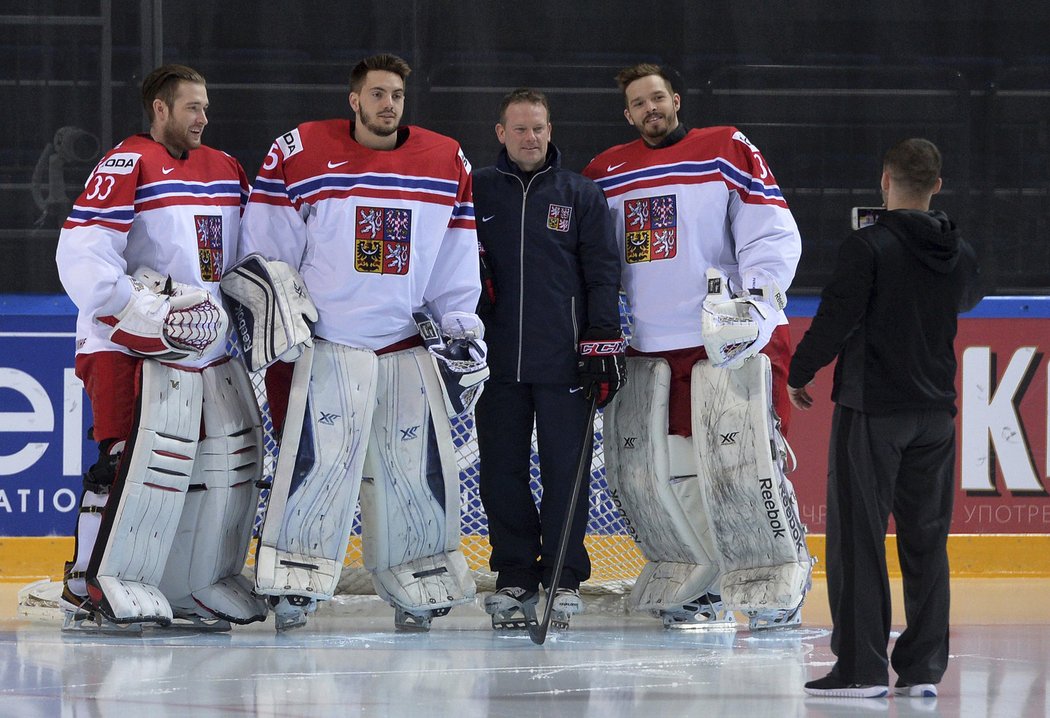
[158,358,268,624]
[691,354,812,614]
[89,361,204,624]
[603,356,721,614]
[360,347,475,612]
[220,253,318,371]
[254,340,378,600]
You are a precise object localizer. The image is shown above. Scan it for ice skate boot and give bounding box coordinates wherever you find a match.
[394,605,451,632]
[660,592,737,630]
[550,588,584,630]
[271,595,316,632]
[484,587,539,630]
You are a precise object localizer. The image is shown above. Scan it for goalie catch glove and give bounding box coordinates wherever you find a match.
[219,254,318,371]
[700,267,786,369]
[577,329,627,408]
[97,268,229,360]
[414,310,490,417]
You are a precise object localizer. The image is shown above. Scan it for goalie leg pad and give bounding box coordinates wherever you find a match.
[691,354,813,615]
[254,340,378,600]
[87,361,204,625]
[159,358,267,624]
[603,356,721,615]
[361,347,475,615]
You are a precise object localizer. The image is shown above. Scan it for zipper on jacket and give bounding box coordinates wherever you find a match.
[495,165,552,382]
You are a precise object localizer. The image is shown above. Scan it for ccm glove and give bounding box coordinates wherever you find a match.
[577,329,627,408]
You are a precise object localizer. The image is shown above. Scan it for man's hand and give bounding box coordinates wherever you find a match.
[788,383,814,410]
[577,330,627,408]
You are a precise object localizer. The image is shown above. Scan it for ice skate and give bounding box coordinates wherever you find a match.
[660,592,737,630]
[549,588,584,630]
[484,587,539,630]
[270,595,316,633]
[747,599,803,631]
[394,605,451,632]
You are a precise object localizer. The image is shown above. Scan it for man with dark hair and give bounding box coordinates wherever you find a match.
[472,87,623,630]
[792,138,981,699]
[55,64,265,629]
[583,63,809,632]
[239,54,485,632]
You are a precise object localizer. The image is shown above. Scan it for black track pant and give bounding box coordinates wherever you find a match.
[476,380,593,591]
[826,405,955,686]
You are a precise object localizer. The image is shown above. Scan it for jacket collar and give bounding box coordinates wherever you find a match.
[495,143,561,179]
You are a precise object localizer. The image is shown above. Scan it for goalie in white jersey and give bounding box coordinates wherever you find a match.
[55,64,267,630]
[583,63,812,631]
[235,54,486,632]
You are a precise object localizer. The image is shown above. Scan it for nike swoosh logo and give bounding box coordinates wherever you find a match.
[606,162,627,172]
[482,215,495,222]
[161,167,175,175]
[327,160,348,168]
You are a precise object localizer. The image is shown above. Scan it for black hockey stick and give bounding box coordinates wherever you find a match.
[528,394,599,645]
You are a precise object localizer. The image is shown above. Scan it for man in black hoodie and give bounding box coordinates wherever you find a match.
[791,139,981,699]
[472,88,624,629]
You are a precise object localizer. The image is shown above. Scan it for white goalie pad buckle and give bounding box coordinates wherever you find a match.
[220,253,318,371]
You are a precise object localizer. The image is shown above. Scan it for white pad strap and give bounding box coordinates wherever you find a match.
[159,358,267,623]
[90,361,204,624]
[220,253,318,371]
[254,340,378,600]
[603,356,720,612]
[691,354,812,613]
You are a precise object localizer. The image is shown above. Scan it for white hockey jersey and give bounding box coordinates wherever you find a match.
[583,126,801,353]
[239,120,479,350]
[56,134,250,367]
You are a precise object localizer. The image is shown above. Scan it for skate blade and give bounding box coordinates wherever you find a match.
[663,615,738,632]
[490,608,538,631]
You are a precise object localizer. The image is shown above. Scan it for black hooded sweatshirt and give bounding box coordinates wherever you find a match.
[788,209,981,415]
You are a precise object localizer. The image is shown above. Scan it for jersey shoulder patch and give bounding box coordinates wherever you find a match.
[275,128,304,161]
[94,152,141,176]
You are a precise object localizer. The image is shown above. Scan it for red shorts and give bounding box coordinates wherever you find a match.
[75,352,144,444]
[627,323,793,438]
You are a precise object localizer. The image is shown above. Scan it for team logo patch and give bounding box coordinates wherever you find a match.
[547,203,572,232]
[355,206,412,274]
[195,215,223,281]
[623,194,677,264]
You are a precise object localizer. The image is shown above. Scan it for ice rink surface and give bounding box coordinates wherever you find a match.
[2,581,1049,717]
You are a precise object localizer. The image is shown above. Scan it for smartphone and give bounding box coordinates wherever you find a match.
[851,206,883,230]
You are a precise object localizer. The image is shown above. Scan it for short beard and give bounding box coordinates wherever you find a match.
[359,109,398,137]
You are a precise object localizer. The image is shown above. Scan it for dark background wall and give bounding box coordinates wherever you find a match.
[6,0,1049,294]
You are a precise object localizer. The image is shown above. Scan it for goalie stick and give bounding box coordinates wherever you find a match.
[528,394,599,645]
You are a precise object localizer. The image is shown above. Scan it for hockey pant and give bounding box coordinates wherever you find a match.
[67,357,266,625]
[604,355,810,615]
[254,340,474,613]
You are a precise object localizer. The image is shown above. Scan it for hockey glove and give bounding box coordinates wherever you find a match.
[98,269,229,360]
[701,268,785,370]
[577,329,627,408]
[220,254,318,371]
[414,311,490,417]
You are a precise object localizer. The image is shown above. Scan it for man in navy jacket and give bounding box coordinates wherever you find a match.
[472,88,623,629]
